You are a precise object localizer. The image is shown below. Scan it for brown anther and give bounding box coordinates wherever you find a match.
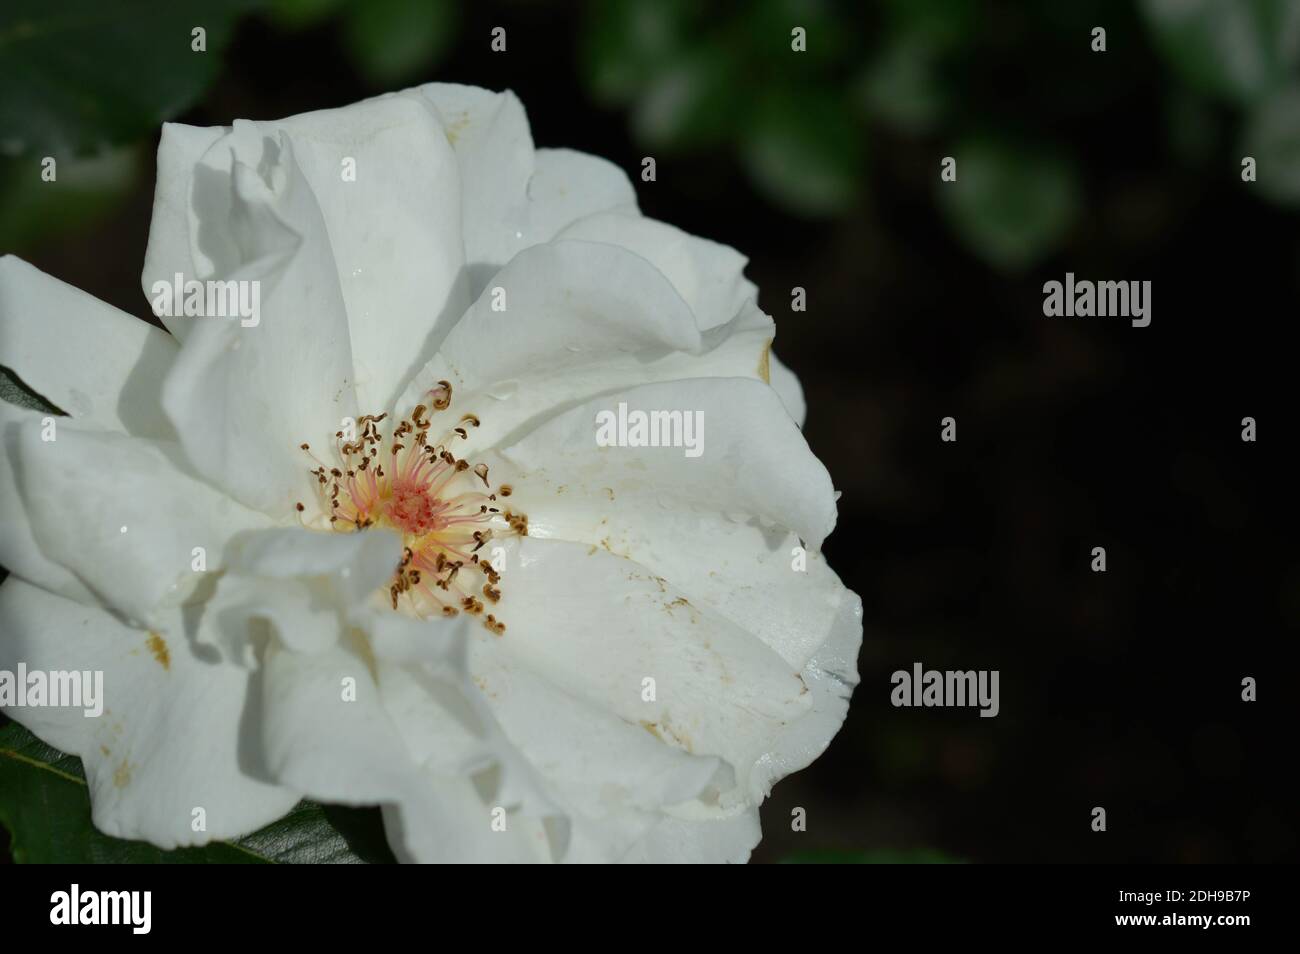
[296,502,305,512]
[461,414,480,427]
[473,463,490,485]
[483,584,501,603]
[499,485,513,497]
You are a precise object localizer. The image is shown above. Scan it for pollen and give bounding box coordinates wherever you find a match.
[297,380,523,634]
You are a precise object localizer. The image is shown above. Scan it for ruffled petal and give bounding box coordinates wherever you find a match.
[160,125,358,517]
[141,122,226,342]
[495,375,837,554]
[394,240,772,453]
[11,419,271,626]
[200,526,402,664]
[0,578,299,847]
[768,350,807,427]
[271,95,469,409]
[556,211,757,331]
[415,84,638,298]
[0,401,96,603]
[1,256,176,439]
[470,638,734,861]
[478,536,812,804]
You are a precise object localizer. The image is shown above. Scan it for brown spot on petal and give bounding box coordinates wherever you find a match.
[146,632,171,671]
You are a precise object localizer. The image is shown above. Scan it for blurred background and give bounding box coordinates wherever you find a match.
[1,0,1297,862]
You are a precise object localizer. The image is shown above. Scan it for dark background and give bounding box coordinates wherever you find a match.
[2,0,1297,863]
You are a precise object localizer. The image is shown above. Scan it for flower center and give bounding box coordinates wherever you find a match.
[297,381,524,634]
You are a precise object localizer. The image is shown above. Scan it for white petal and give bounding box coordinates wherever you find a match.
[272,95,469,410]
[140,122,226,342]
[201,526,402,663]
[768,350,807,427]
[497,375,837,552]
[414,84,533,291]
[0,401,96,603]
[415,84,638,295]
[556,211,757,330]
[381,771,556,863]
[12,420,271,625]
[529,148,640,246]
[366,614,566,863]
[257,640,415,805]
[622,808,762,863]
[0,578,299,847]
[0,256,177,438]
[488,375,844,670]
[423,239,698,379]
[160,126,358,516]
[367,612,560,818]
[470,640,733,861]
[395,241,773,453]
[752,587,862,797]
[485,537,812,803]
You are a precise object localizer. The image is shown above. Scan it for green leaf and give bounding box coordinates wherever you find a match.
[0,0,260,158]
[0,148,140,252]
[1240,82,1300,204]
[881,0,979,51]
[0,721,396,863]
[1143,0,1300,106]
[938,137,1082,271]
[741,86,866,217]
[858,33,948,134]
[737,0,852,69]
[341,0,458,87]
[579,0,695,104]
[266,0,348,31]
[0,366,65,415]
[783,848,965,864]
[631,46,743,151]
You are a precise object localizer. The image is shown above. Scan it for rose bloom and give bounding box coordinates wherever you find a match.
[0,84,861,862]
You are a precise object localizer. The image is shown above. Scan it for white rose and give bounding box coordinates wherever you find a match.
[0,84,861,862]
